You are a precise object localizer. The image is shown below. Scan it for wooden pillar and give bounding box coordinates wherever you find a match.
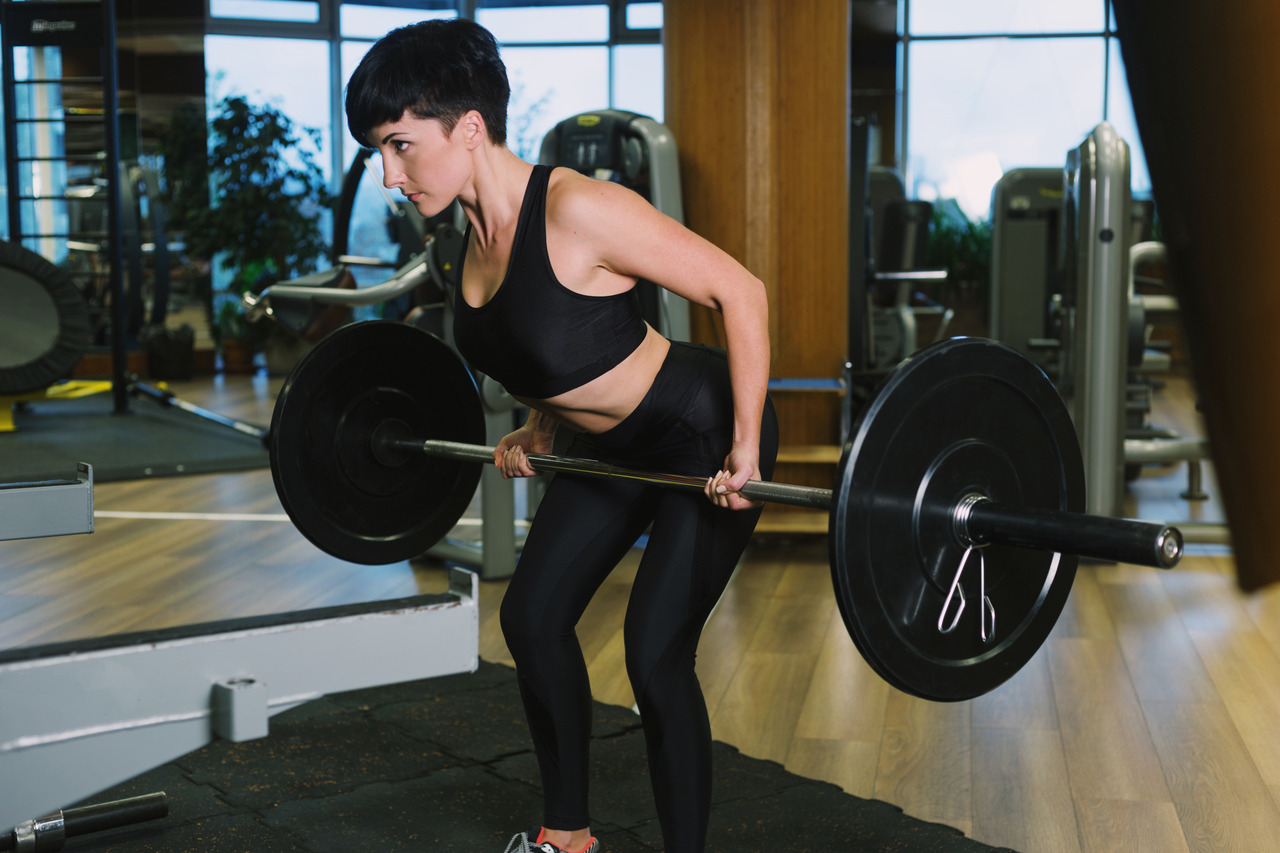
[665,0,851,520]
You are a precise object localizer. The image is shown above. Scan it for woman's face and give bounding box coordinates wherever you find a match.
[369,112,470,218]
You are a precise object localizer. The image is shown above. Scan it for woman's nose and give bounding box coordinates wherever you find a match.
[375,154,402,188]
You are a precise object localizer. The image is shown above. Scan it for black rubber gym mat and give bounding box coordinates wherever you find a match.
[56,661,1016,852]
[1,393,268,483]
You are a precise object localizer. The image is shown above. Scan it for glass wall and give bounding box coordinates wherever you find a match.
[206,0,665,273]
[902,0,1149,220]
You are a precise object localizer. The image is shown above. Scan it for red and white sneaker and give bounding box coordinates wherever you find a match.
[503,828,600,853]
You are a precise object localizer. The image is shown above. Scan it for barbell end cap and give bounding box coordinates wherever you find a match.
[1156,525,1184,569]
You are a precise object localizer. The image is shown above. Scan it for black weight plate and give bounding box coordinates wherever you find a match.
[830,337,1084,702]
[269,320,486,564]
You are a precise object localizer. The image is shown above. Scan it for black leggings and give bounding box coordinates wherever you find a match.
[500,342,779,853]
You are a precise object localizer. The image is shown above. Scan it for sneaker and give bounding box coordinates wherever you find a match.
[503,828,600,853]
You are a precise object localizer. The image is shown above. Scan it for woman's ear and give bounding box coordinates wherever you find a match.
[458,110,488,148]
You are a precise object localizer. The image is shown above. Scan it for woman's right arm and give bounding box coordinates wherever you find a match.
[494,408,559,478]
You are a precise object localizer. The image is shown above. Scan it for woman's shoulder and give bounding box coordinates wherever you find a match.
[546,167,655,232]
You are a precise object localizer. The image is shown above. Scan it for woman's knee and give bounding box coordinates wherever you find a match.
[624,618,699,704]
[500,589,536,654]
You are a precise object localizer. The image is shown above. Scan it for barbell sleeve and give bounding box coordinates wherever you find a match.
[409,439,1182,568]
[960,499,1183,569]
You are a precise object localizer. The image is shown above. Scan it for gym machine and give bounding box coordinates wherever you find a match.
[845,117,951,439]
[989,124,1223,543]
[1060,121,1132,518]
[988,166,1063,371]
[538,109,691,342]
[869,194,954,369]
[989,166,1170,384]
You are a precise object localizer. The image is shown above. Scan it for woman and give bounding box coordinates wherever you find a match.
[346,19,778,853]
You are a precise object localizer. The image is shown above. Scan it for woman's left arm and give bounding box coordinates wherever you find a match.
[553,177,771,509]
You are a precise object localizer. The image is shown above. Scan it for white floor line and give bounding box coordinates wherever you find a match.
[94,510,290,522]
[92,511,490,527]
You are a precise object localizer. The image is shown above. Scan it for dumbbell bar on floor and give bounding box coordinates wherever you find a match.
[1,793,167,852]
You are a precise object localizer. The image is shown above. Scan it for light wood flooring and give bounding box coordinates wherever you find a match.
[2,366,1278,853]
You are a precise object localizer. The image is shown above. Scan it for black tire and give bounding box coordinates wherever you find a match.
[0,239,92,394]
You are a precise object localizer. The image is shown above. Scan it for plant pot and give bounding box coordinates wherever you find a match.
[219,339,258,374]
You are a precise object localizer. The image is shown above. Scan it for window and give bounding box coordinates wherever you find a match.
[902,0,1149,220]
[203,35,333,292]
[625,2,662,30]
[908,0,1104,37]
[205,1,664,180]
[200,1,663,309]
[210,0,321,23]
[476,4,610,43]
[612,44,663,121]
[339,3,455,39]
[906,37,1105,216]
[205,37,332,157]
[502,46,611,159]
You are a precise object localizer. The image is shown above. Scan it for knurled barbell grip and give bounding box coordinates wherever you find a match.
[414,440,833,509]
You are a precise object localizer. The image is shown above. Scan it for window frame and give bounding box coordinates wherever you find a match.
[897,0,1138,209]
[204,0,663,196]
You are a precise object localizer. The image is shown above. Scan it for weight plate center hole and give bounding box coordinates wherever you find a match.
[370,417,416,468]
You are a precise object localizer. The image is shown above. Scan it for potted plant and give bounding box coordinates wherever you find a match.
[924,200,993,337]
[169,94,332,371]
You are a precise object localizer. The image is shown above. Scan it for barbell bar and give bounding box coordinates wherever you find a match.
[382,435,1182,570]
[268,321,1187,702]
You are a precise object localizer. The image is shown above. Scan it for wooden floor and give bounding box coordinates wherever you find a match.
[3,365,1278,853]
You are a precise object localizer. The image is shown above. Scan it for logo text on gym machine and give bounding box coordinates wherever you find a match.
[30,19,78,34]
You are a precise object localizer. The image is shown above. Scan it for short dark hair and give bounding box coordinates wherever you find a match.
[345,18,510,148]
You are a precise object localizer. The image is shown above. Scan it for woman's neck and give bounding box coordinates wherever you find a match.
[460,145,534,250]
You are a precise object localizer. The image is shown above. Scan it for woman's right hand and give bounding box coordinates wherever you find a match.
[493,422,556,479]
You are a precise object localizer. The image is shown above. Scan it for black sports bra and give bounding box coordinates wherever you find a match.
[452,165,649,399]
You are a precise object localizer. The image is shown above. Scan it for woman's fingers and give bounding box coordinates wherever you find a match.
[705,466,762,511]
[499,445,537,479]
[705,469,733,508]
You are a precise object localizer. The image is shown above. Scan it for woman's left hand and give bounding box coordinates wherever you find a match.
[705,443,763,510]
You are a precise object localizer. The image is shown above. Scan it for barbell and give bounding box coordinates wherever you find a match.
[268,321,1183,702]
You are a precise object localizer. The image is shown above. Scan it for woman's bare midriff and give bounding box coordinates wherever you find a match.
[512,323,671,435]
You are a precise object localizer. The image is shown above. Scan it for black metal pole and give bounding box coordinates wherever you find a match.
[0,2,21,242]
[130,377,269,443]
[101,0,128,414]
[847,115,872,376]
[62,792,168,838]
